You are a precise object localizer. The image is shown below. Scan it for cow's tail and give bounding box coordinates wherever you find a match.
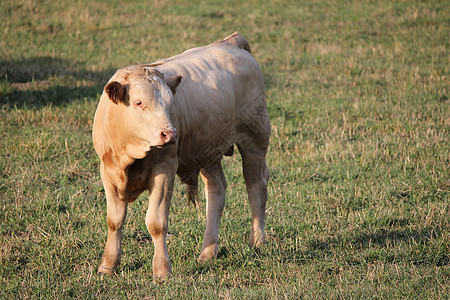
[178,170,199,206]
[223,32,252,54]
[186,183,199,206]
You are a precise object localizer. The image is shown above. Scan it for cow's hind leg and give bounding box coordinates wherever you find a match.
[236,88,270,247]
[237,139,269,248]
[198,161,226,262]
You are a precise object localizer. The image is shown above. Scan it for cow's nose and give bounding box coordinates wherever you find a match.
[161,129,177,144]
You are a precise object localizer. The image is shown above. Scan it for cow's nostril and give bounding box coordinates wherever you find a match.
[161,129,177,144]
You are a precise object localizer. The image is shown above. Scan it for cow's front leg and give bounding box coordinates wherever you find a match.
[198,162,226,262]
[98,179,128,274]
[145,167,175,281]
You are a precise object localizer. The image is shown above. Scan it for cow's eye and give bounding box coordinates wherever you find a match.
[134,100,143,107]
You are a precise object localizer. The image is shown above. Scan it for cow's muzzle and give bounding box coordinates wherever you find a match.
[160,129,177,145]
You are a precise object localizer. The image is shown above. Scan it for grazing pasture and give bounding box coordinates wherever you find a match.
[1,0,448,298]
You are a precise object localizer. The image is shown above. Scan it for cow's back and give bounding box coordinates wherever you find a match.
[147,33,266,170]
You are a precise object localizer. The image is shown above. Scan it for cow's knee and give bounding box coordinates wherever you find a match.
[145,214,167,239]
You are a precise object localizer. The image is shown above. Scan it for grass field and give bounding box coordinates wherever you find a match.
[1,0,449,298]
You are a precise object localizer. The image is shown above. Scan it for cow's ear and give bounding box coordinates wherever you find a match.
[165,75,182,95]
[105,81,126,104]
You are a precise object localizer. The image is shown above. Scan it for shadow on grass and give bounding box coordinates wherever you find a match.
[194,223,448,276]
[0,56,114,108]
[305,225,448,266]
[110,224,448,277]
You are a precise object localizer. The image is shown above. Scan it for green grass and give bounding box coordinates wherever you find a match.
[1,0,448,298]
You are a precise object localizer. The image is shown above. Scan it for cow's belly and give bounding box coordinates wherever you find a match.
[176,113,236,170]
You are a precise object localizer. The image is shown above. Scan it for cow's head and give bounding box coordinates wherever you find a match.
[104,68,182,151]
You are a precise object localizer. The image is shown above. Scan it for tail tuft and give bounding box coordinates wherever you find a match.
[186,184,199,206]
[178,169,199,206]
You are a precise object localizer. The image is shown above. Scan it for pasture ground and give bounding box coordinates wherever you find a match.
[0,0,448,298]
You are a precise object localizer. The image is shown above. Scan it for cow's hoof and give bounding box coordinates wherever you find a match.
[249,231,266,248]
[98,265,115,275]
[153,273,171,284]
[198,244,218,263]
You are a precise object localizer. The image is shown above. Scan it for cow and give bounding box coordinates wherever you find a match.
[92,32,270,280]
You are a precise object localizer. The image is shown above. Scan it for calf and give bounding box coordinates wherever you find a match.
[92,32,270,279]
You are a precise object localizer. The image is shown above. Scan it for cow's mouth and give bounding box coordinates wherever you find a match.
[146,140,167,151]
